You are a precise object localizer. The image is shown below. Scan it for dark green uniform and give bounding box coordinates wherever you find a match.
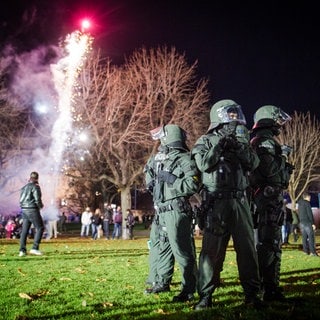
[144,149,175,290]
[144,125,199,302]
[145,211,175,289]
[192,100,262,309]
[250,105,293,302]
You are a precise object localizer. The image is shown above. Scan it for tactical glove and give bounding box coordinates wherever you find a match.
[218,135,241,150]
[158,170,177,184]
[281,145,293,158]
[285,162,295,174]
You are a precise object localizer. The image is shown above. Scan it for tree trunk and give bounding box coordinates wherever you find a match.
[121,186,132,239]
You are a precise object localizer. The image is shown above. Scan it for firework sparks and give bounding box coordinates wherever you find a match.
[40,30,93,212]
[50,30,93,170]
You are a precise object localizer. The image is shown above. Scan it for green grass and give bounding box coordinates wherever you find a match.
[0,228,319,320]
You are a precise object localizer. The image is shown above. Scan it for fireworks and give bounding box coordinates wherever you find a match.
[39,29,94,214]
[50,30,93,170]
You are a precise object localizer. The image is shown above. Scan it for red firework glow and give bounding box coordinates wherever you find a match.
[81,19,91,32]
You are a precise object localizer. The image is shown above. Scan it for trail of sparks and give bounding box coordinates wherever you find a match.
[50,31,92,169]
[42,30,93,210]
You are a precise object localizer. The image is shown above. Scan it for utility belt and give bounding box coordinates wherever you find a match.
[203,190,246,202]
[154,197,190,214]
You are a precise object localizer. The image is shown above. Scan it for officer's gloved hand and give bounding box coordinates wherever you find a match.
[285,162,295,174]
[218,135,241,150]
[158,170,177,184]
[281,145,293,158]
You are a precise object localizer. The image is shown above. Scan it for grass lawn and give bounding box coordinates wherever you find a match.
[0,225,319,320]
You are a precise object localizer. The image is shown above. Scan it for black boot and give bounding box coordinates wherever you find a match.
[263,289,286,302]
[172,291,194,302]
[244,295,266,309]
[194,295,212,310]
[144,283,170,294]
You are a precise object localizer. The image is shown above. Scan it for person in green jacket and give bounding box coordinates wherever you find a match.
[192,99,262,309]
[144,124,199,302]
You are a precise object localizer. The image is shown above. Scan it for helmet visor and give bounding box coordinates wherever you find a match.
[150,126,165,140]
[217,105,246,125]
[277,110,291,126]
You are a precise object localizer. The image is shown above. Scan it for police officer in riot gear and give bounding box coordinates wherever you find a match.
[144,124,199,302]
[192,99,262,309]
[144,145,175,293]
[250,105,293,302]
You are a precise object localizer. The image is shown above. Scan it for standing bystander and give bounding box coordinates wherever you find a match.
[91,208,102,240]
[47,210,59,239]
[281,200,293,245]
[291,208,299,242]
[112,206,122,239]
[80,207,92,237]
[298,192,318,256]
[125,209,135,240]
[5,218,16,239]
[58,212,67,234]
[19,172,45,256]
[103,203,113,239]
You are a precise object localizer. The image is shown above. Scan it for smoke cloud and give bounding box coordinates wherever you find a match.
[0,32,91,221]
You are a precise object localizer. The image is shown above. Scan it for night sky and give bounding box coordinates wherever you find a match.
[0,0,319,125]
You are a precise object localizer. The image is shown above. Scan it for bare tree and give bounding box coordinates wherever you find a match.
[68,46,210,233]
[278,111,320,209]
[0,62,29,185]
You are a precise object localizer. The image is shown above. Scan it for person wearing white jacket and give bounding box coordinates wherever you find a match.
[80,207,92,237]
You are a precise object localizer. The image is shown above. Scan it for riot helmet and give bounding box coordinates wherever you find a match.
[207,99,246,132]
[252,105,291,132]
[150,124,188,150]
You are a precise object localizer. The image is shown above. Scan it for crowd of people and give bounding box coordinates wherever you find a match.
[0,209,68,240]
[0,200,136,243]
[0,215,23,239]
[79,204,136,240]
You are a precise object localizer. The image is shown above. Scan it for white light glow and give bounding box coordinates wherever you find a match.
[79,132,88,142]
[34,102,48,114]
